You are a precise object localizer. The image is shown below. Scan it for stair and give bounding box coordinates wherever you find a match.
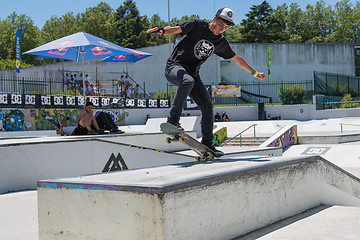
[222,136,268,147]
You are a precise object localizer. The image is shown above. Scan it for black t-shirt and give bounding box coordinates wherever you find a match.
[166,19,235,78]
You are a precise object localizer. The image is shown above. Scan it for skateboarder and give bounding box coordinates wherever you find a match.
[147,7,265,155]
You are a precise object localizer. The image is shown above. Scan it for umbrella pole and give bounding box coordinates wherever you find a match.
[82,48,86,105]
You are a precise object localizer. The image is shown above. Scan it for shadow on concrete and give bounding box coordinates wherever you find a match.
[232,205,331,240]
[169,157,272,168]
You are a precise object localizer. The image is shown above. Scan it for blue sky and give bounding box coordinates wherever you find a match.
[1,0,358,29]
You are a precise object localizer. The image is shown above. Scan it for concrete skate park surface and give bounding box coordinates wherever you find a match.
[1,117,360,239]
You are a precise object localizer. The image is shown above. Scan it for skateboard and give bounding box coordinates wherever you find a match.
[160,122,218,161]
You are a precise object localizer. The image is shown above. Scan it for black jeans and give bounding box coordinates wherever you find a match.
[165,64,214,145]
[96,112,117,131]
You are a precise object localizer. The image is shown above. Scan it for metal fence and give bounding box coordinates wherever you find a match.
[314,71,360,97]
[0,76,75,96]
[212,80,313,106]
[0,76,153,99]
[0,75,314,107]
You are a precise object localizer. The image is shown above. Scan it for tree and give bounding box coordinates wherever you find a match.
[223,25,244,43]
[0,12,40,65]
[283,3,305,42]
[114,0,149,48]
[80,2,117,42]
[240,1,284,43]
[332,0,359,42]
[40,12,81,44]
[272,4,291,42]
[302,1,335,42]
[0,59,33,70]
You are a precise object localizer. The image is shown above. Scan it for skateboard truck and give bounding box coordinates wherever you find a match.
[165,134,185,144]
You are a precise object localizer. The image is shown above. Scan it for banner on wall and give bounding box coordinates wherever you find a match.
[212,85,241,97]
[15,29,21,73]
[0,94,169,108]
[267,46,271,79]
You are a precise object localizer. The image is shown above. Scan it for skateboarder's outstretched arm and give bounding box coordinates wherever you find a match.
[147,26,182,36]
[232,54,266,81]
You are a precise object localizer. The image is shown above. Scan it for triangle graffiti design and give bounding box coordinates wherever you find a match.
[102,153,128,172]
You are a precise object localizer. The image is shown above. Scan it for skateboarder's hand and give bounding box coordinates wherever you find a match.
[256,72,266,81]
[147,26,165,36]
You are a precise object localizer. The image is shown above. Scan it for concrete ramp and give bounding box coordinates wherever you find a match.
[37,156,360,240]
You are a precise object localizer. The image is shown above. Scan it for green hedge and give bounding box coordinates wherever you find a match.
[278,85,305,105]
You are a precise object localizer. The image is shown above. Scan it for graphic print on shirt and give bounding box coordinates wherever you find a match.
[194,40,215,60]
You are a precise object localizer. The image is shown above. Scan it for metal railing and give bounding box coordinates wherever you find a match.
[221,124,257,147]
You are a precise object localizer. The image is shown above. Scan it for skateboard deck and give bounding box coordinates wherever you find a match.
[160,122,218,161]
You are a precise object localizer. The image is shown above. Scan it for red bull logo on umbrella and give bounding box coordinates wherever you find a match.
[91,46,113,56]
[47,48,69,56]
[112,55,127,61]
[91,46,106,51]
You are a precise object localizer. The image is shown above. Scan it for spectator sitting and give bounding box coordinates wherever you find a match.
[118,75,124,86]
[85,74,90,86]
[133,84,140,98]
[64,73,71,89]
[87,84,95,96]
[93,84,99,96]
[75,84,82,96]
[79,73,84,84]
[57,110,124,135]
[124,75,130,86]
[222,112,230,122]
[72,102,101,135]
[214,112,221,122]
[74,74,79,85]
[70,75,75,89]
[124,85,131,98]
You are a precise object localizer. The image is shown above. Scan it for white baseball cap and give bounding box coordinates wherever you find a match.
[216,8,235,26]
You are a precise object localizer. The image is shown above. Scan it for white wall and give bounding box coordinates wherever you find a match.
[3,43,356,94]
[123,103,360,125]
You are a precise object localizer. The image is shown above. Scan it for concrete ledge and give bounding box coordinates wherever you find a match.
[37,156,360,240]
[298,133,360,144]
[0,130,56,139]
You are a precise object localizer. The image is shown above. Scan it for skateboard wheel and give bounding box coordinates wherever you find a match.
[195,157,201,161]
[165,137,172,144]
[179,136,185,143]
[208,155,214,161]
